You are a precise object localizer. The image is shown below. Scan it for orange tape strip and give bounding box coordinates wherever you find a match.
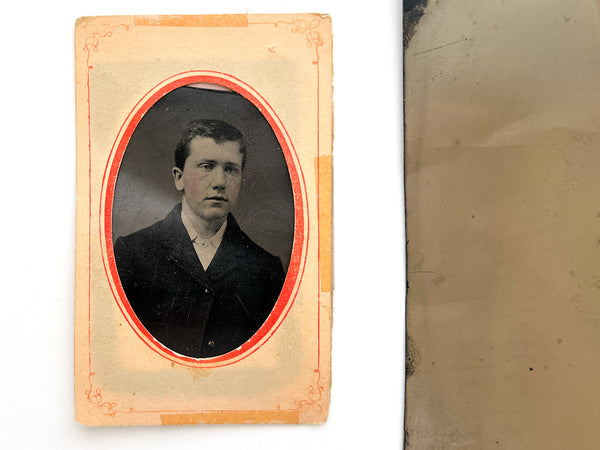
[317,155,332,293]
[134,15,249,27]
[160,409,300,425]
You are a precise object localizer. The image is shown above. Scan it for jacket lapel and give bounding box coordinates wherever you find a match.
[205,214,246,280]
[158,206,249,285]
[158,205,211,286]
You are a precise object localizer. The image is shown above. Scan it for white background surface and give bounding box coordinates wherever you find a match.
[0,1,405,448]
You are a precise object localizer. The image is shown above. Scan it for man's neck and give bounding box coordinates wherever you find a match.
[181,198,226,239]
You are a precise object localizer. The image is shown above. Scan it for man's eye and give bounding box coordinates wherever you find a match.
[225,166,239,174]
[198,163,213,170]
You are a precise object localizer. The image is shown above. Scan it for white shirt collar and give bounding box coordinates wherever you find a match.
[181,209,227,269]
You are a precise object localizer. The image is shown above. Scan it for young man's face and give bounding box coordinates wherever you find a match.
[172,136,243,224]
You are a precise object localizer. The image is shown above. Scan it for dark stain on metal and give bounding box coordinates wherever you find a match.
[404,0,429,48]
[406,335,420,377]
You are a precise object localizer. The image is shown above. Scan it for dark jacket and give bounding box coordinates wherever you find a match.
[113,204,285,358]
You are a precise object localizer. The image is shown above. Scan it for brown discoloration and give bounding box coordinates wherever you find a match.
[432,272,446,286]
[188,367,212,379]
[75,16,95,28]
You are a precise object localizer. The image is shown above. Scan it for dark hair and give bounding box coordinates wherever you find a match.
[174,119,247,170]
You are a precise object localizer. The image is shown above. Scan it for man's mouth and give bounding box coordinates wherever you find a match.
[205,196,228,202]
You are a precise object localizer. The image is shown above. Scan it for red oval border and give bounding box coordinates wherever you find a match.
[99,71,308,368]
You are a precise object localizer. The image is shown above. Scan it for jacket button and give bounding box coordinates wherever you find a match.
[208,340,215,347]
[204,288,210,294]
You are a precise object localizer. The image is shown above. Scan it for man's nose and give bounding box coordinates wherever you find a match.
[211,166,226,188]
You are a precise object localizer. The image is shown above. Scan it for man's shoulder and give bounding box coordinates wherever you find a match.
[115,205,183,252]
[224,216,283,267]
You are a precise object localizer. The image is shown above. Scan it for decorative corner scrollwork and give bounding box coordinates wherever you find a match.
[85,372,133,417]
[293,368,325,412]
[272,18,323,64]
[82,20,130,68]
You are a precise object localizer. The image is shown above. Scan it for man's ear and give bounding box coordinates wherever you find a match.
[172,167,184,191]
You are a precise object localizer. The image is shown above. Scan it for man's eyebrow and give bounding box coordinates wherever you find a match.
[196,159,241,167]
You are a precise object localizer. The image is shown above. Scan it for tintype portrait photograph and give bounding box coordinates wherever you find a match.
[111,83,294,359]
[75,14,331,426]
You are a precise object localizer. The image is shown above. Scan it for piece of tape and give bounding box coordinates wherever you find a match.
[316,155,333,293]
[134,15,249,27]
[160,409,300,425]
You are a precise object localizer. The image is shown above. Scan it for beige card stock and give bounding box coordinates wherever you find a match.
[404,1,600,448]
[74,14,332,426]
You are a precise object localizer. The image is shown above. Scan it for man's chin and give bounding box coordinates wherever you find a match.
[198,207,230,222]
